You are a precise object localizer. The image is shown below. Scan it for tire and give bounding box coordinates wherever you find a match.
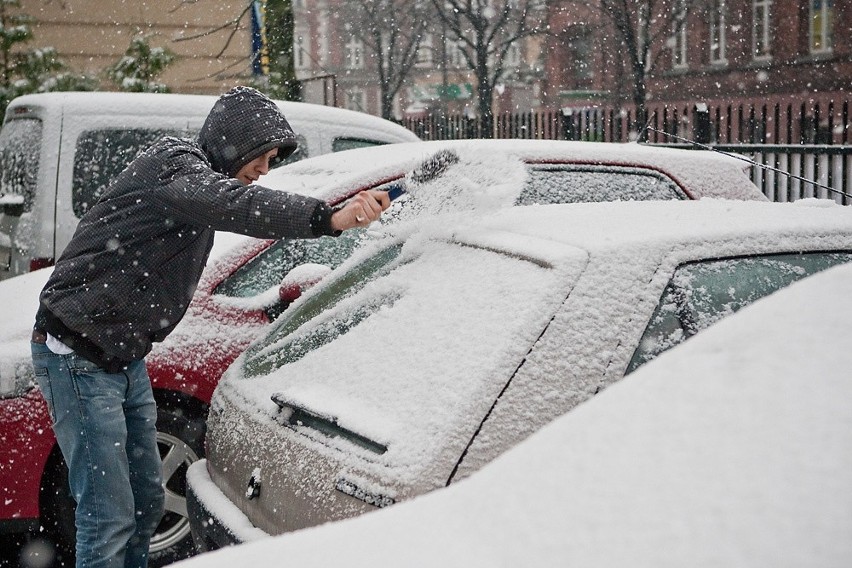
[38,404,205,567]
[148,405,206,567]
[39,449,77,567]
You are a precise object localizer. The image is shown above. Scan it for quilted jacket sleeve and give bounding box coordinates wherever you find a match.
[147,140,335,239]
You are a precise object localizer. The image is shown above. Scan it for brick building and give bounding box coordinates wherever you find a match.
[542,0,850,141]
[14,0,851,136]
[291,0,546,118]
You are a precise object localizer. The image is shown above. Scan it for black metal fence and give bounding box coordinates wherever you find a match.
[400,99,852,204]
[657,143,852,206]
[402,100,850,145]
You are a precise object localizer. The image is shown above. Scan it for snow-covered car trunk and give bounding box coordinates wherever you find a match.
[189,199,852,546]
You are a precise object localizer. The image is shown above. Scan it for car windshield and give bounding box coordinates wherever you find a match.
[235,236,581,467]
[518,164,686,204]
[0,118,42,213]
[243,242,405,378]
[627,251,852,372]
[214,230,366,299]
[332,137,390,152]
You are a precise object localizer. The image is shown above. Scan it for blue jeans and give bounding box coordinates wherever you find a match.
[31,342,165,568]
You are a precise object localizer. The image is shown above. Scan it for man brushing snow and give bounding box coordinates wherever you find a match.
[30,86,389,568]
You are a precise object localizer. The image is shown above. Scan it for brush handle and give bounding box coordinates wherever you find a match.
[385,183,406,201]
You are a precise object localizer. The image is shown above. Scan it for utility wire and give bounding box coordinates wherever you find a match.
[641,125,852,201]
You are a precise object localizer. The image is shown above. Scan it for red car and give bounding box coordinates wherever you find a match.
[0,140,765,566]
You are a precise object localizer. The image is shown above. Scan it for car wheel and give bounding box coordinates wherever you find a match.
[37,406,205,567]
[148,406,205,567]
[39,449,77,566]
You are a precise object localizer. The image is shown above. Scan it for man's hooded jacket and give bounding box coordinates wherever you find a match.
[36,87,337,370]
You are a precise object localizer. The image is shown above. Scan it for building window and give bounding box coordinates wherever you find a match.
[344,88,365,112]
[506,42,522,68]
[294,34,309,69]
[416,34,433,68]
[570,31,593,83]
[345,36,364,69]
[670,1,688,68]
[709,0,727,63]
[752,0,772,59]
[809,0,833,53]
[447,39,465,68]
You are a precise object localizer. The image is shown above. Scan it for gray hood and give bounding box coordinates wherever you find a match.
[198,86,297,177]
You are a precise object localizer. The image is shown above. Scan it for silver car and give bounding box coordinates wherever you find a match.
[187,199,852,549]
[179,258,852,568]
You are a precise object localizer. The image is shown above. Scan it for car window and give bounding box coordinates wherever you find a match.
[627,252,852,373]
[518,165,687,205]
[72,128,186,217]
[331,137,390,153]
[0,118,42,214]
[271,134,309,169]
[213,229,366,299]
[244,242,404,378]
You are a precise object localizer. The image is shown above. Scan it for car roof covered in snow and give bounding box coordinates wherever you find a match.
[4,92,419,140]
[260,138,766,201]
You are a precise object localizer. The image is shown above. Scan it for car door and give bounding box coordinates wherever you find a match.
[451,248,852,482]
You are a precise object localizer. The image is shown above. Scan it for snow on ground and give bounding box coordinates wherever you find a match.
[177,259,852,568]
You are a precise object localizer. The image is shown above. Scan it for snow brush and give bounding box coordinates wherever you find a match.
[381,149,461,202]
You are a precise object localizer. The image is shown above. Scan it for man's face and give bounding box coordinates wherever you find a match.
[236,148,279,184]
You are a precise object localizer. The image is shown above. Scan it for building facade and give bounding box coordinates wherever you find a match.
[14,0,850,134]
[15,0,257,95]
[543,0,850,135]
[291,0,547,118]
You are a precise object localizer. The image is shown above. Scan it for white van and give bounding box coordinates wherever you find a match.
[0,92,418,279]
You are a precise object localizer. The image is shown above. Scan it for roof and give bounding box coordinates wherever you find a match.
[3,92,418,140]
[261,139,765,202]
[463,195,852,252]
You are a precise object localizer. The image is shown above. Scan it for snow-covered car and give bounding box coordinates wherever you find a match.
[262,138,766,206]
[177,257,852,568]
[0,140,765,566]
[186,198,852,551]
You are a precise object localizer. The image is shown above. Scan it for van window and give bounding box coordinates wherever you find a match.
[331,137,390,152]
[271,134,308,170]
[72,128,183,217]
[0,118,42,214]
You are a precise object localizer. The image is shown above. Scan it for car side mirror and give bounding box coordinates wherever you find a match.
[0,194,24,217]
[279,263,332,303]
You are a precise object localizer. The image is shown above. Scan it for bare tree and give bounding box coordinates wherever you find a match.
[560,0,709,137]
[430,0,547,136]
[343,0,430,119]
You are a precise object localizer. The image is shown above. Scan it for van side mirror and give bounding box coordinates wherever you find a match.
[279,263,332,303]
[0,195,24,217]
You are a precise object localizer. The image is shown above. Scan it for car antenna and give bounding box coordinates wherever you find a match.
[639,124,851,201]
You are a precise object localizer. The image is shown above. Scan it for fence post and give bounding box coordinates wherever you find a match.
[694,103,712,143]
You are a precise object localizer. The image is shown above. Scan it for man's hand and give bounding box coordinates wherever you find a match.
[330,190,391,232]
